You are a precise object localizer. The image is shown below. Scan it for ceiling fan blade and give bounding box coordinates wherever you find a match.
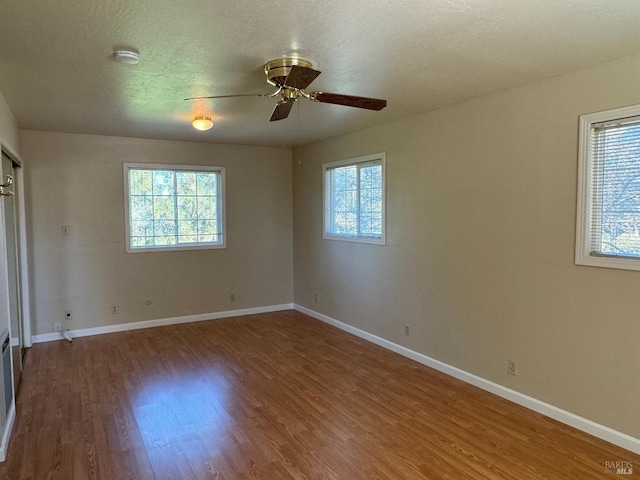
[284,65,321,90]
[184,92,275,101]
[310,92,387,111]
[270,99,295,121]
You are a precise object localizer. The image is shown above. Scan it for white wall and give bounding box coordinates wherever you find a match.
[22,131,293,336]
[293,54,640,439]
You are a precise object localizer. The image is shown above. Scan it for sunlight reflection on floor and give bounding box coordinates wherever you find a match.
[133,368,231,449]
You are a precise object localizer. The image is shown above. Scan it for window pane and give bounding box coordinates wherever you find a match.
[197,173,217,195]
[333,165,355,191]
[131,220,153,237]
[360,213,382,236]
[131,236,153,247]
[130,196,153,221]
[330,167,358,236]
[359,164,383,236]
[178,220,198,235]
[596,123,640,256]
[177,196,197,219]
[154,220,176,236]
[153,197,175,220]
[198,219,217,235]
[334,191,357,234]
[178,235,198,244]
[130,170,152,195]
[334,213,356,235]
[153,170,174,196]
[155,235,176,246]
[197,197,216,219]
[127,166,224,251]
[176,172,197,195]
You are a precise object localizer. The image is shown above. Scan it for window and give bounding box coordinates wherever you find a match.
[124,163,225,252]
[323,153,385,244]
[576,104,640,271]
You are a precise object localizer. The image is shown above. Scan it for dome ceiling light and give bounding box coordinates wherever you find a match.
[192,116,214,131]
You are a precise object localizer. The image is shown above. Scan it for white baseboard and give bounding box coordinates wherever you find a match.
[294,304,640,455]
[28,302,640,455]
[32,303,294,344]
[0,401,15,462]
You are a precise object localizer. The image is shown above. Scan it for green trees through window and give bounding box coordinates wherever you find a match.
[596,122,640,256]
[323,153,385,245]
[125,164,225,251]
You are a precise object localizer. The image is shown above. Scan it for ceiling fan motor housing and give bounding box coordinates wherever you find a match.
[265,58,314,87]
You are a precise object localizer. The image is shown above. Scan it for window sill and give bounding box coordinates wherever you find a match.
[323,234,385,245]
[126,243,226,253]
[575,252,640,272]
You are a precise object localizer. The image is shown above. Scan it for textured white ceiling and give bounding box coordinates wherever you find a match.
[0,0,639,147]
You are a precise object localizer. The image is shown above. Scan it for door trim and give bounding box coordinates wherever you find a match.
[1,146,30,349]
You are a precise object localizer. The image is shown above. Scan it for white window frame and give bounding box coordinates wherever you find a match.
[323,152,386,245]
[576,104,640,271]
[123,163,226,253]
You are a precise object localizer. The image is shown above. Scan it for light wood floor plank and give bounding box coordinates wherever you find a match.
[0,310,637,479]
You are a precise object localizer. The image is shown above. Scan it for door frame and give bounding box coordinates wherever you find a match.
[1,141,31,349]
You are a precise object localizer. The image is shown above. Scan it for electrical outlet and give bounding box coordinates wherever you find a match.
[230,293,235,302]
[65,309,72,321]
[111,304,119,315]
[404,324,410,336]
[507,359,518,376]
[54,321,62,332]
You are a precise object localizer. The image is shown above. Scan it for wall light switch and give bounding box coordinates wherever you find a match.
[61,225,71,235]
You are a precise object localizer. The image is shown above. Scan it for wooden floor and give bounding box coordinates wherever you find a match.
[0,310,637,479]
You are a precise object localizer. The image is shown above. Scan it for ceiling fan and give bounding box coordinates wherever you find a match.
[185,58,387,122]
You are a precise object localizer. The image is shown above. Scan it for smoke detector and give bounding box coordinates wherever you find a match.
[113,49,141,65]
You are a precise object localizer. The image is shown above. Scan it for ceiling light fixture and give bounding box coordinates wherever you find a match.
[113,49,141,65]
[192,116,213,131]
